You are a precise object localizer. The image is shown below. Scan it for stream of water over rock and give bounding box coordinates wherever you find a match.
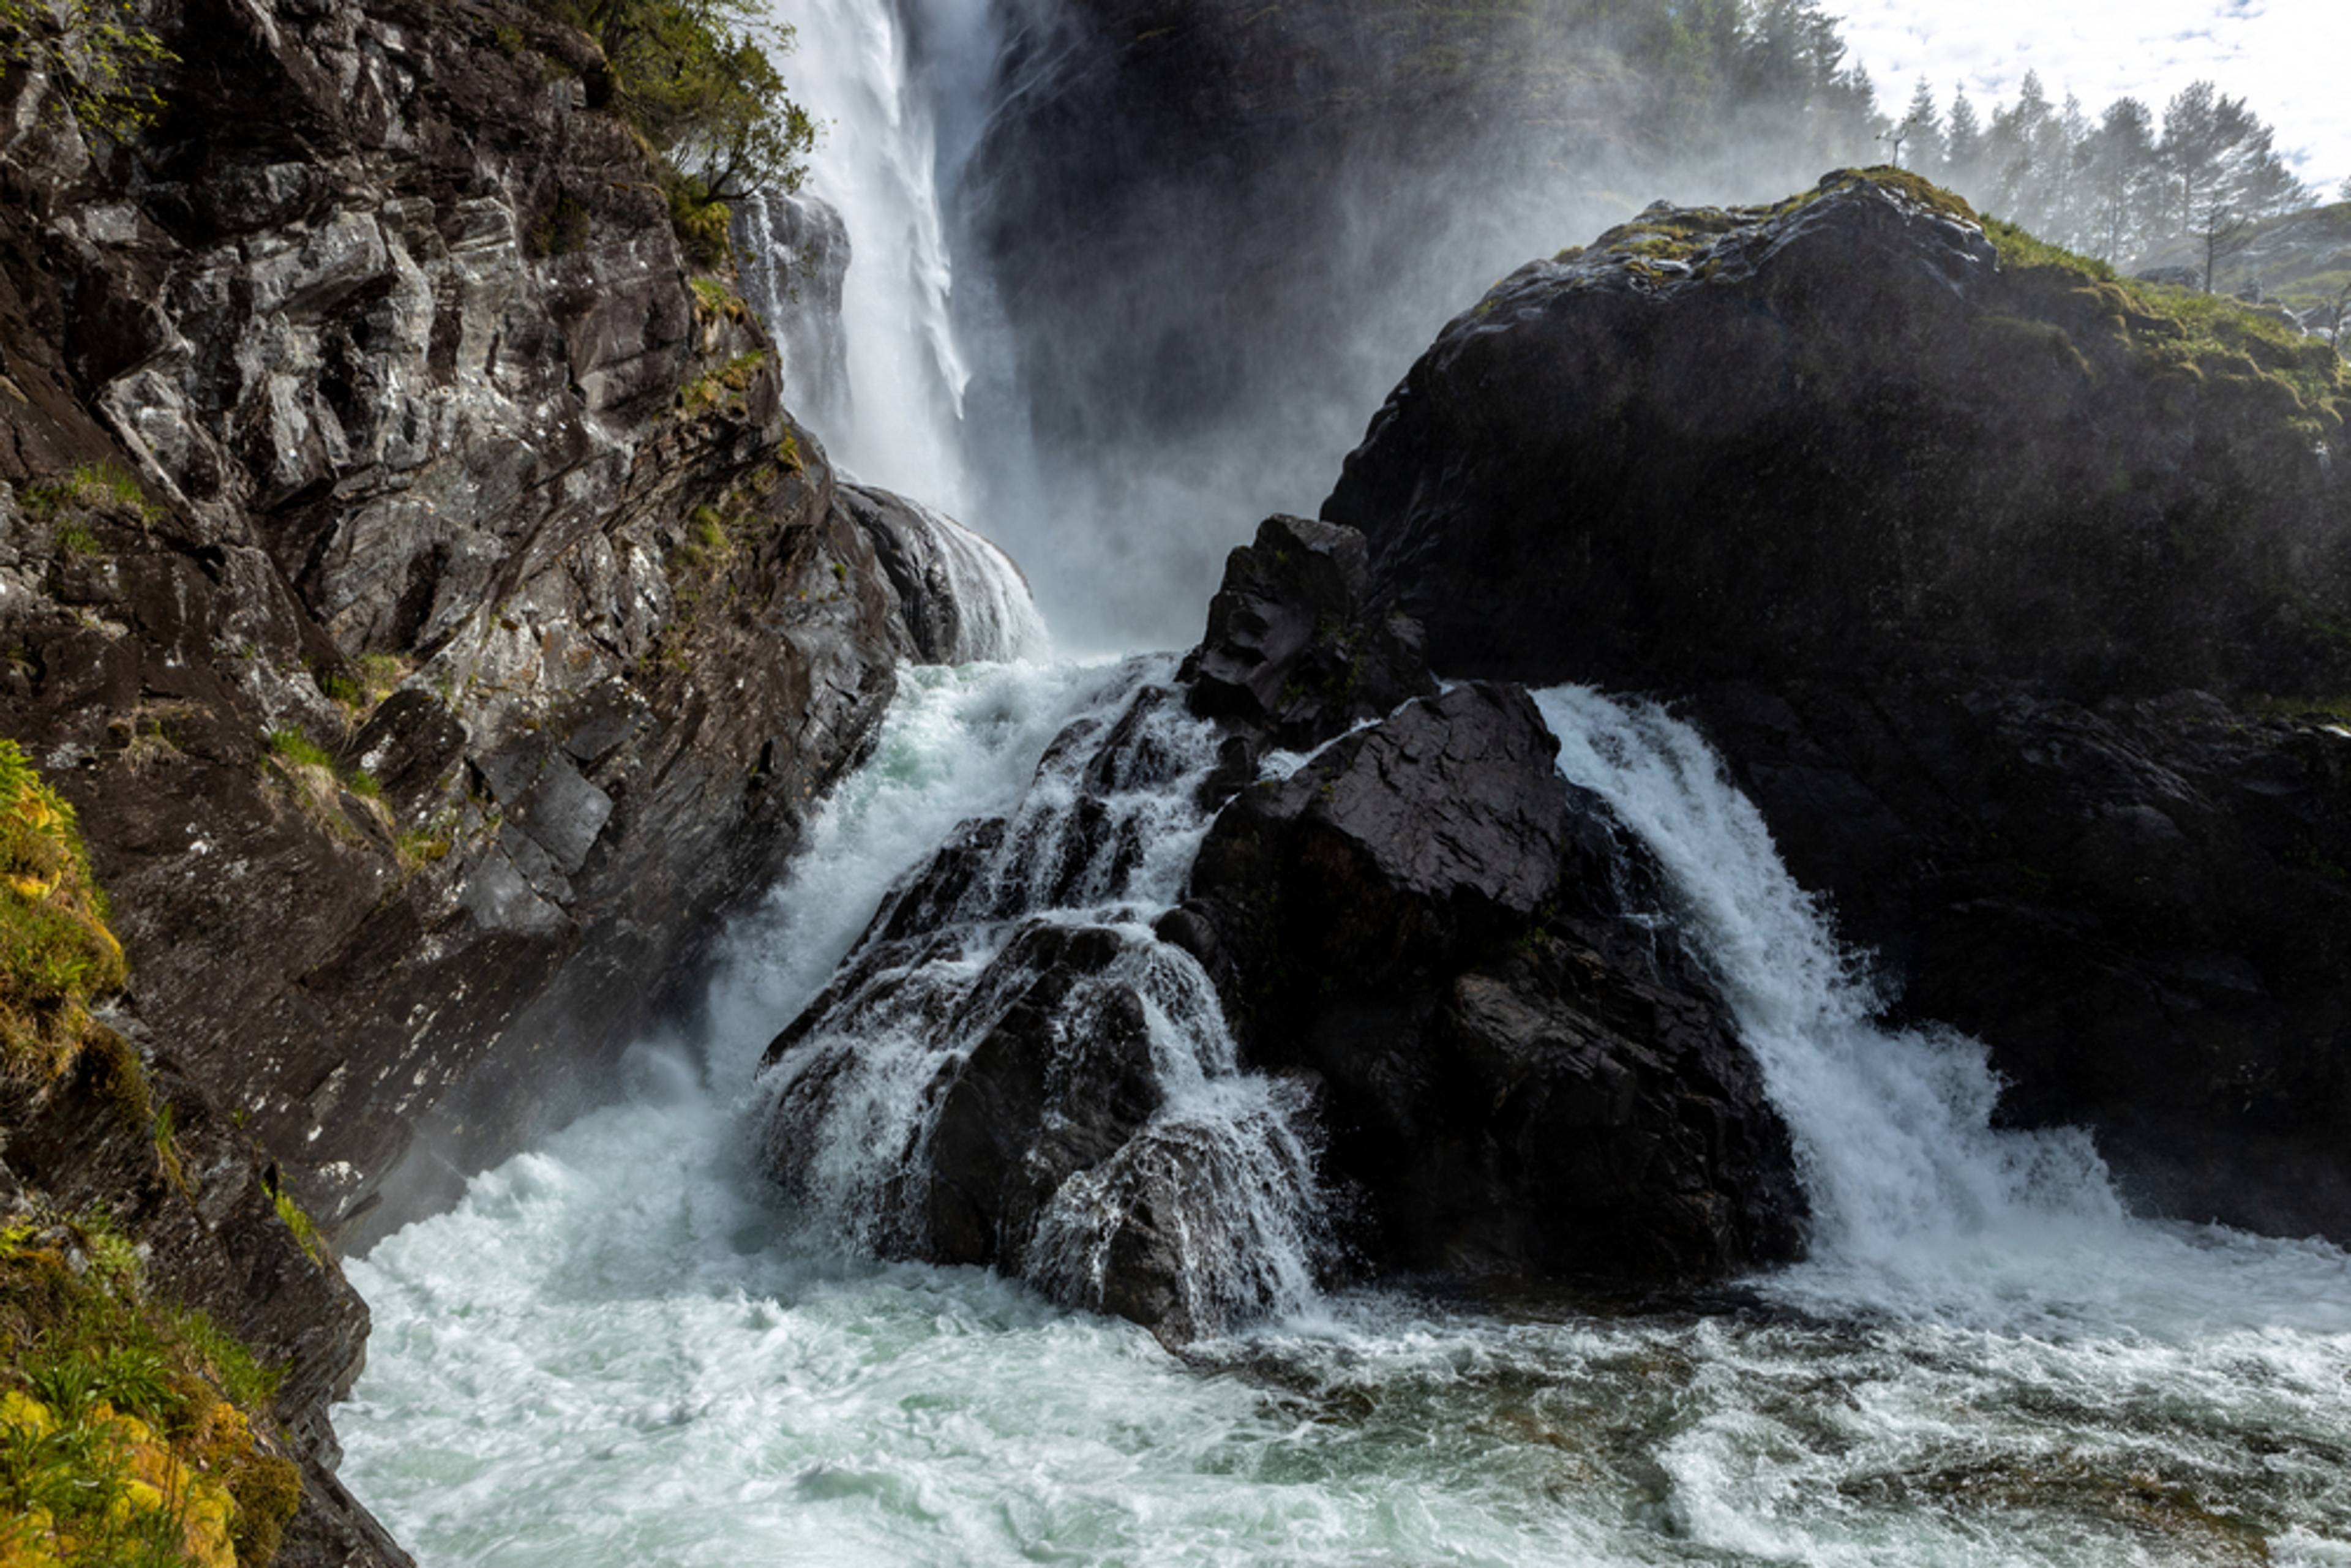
[340,662,2351,1565]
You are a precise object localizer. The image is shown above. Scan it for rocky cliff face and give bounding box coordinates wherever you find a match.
[1322,169,2351,1239]
[0,0,1026,1257]
[1,0,1049,1544]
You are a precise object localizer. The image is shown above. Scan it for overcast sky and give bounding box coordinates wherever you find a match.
[1826,0,2350,197]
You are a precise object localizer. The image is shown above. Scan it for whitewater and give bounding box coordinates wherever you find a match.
[337,661,2351,1566]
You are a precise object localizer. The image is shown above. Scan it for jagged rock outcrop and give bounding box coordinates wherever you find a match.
[837,482,1047,666]
[1179,512,1432,754]
[0,0,1048,1261]
[1172,681,1805,1283]
[1319,168,2351,1239]
[759,672,1326,1345]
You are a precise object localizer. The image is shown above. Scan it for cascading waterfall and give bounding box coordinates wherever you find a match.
[900,494,1051,663]
[737,0,988,509]
[757,662,1325,1335]
[1533,685,2351,1334]
[1532,691,2124,1271]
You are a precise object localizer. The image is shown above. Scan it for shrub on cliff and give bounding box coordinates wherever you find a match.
[0,0,173,141]
[0,740,126,1078]
[552,0,814,262]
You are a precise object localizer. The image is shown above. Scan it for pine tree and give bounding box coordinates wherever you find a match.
[2082,96,2159,261]
[1944,89,1984,193]
[1894,77,1943,171]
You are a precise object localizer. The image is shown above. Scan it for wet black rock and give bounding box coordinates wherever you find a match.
[767,919,1166,1275]
[1178,683,1807,1282]
[1181,513,1434,757]
[1317,168,2351,1241]
[1325,170,2351,700]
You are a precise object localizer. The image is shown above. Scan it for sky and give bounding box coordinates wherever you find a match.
[1826,0,2351,198]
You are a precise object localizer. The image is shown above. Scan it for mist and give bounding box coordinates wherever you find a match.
[747,0,1930,651]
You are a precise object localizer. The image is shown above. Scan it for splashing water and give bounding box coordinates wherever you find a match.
[898,492,1051,663]
[340,674,2351,1565]
[1532,685,2351,1339]
[756,661,1324,1335]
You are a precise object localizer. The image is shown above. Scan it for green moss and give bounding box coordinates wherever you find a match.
[530,191,591,258]
[22,462,159,526]
[666,179,732,269]
[0,1210,297,1566]
[678,351,767,418]
[687,276,752,325]
[0,740,127,1078]
[268,1190,323,1267]
[1980,216,2116,280]
[0,0,175,141]
[264,730,332,771]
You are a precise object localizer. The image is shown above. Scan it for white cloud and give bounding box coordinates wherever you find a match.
[1827,0,2351,195]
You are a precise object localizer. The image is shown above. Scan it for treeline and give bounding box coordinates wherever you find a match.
[1889,75,2317,273]
[1551,1,2326,282]
[1582,0,1887,169]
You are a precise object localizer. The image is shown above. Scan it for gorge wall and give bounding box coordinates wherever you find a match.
[0,0,1026,1551]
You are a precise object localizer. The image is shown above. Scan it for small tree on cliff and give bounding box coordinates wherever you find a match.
[2194,202,2254,296]
[555,0,816,261]
[0,0,173,141]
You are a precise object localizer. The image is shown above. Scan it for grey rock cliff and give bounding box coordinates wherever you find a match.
[0,0,1037,1541]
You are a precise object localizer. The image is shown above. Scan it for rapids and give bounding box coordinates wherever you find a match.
[340,669,2351,1566]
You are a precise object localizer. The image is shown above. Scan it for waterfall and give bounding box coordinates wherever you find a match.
[733,190,852,431]
[757,661,1326,1337]
[741,0,989,511]
[1530,686,2351,1333]
[916,501,1048,662]
[342,667,2351,1564]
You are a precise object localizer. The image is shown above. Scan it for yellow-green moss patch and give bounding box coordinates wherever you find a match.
[0,1211,300,1566]
[0,741,127,1078]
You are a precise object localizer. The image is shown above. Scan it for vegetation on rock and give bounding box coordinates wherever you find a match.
[540,0,815,261]
[0,742,126,1081]
[0,0,173,141]
[0,1211,301,1567]
[0,748,302,1566]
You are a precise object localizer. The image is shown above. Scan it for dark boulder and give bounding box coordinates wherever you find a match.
[1177,682,1807,1281]
[1325,169,2351,700]
[758,667,1327,1344]
[1181,513,1434,756]
[1317,167,2351,1240]
[767,920,1166,1276]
